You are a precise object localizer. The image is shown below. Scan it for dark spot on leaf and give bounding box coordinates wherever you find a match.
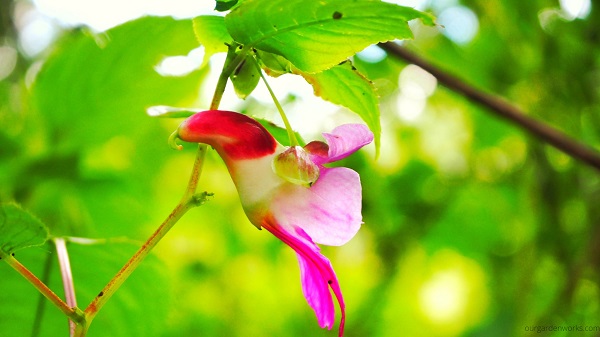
[98,291,104,297]
[328,279,333,284]
[333,11,343,20]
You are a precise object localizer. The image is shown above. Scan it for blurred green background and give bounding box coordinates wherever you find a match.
[1,0,599,336]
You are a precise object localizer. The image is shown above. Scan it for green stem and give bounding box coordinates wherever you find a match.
[1,253,82,323]
[251,56,299,146]
[83,200,196,323]
[210,45,252,110]
[78,41,242,337]
[182,144,208,202]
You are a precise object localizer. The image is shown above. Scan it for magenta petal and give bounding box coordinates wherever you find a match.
[321,124,374,163]
[263,222,346,336]
[271,167,362,246]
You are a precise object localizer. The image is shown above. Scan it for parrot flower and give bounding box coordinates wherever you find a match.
[173,110,373,336]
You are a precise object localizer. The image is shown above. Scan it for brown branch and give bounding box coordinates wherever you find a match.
[379,42,600,172]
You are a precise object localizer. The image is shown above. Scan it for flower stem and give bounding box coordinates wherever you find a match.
[210,44,251,110]
[83,200,196,323]
[77,41,242,337]
[251,56,299,146]
[1,252,82,324]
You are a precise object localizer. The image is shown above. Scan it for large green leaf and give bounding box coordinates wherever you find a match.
[32,16,204,150]
[27,17,208,239]
[0,203,49,256]
[225,0,434,73]
[297,61,381,154]
[192,15,233,65]
[0,239,170,337]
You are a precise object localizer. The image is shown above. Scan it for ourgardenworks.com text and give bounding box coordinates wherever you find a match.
[525,325,600,333]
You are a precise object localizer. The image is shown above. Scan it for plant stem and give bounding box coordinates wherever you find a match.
[210,44,251,110]
[83,200,196,324]
[1,253,81,323]
[379,42,600,172]
[252,56,299,146]
[182,144,208,202]
[54,238,77,337]
[78,42,245,337]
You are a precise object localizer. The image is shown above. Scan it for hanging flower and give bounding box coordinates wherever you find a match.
[173,110,373,336]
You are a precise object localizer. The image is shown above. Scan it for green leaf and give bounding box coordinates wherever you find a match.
[0,239,171,337]
[255,117,305,146]
[32,16,205,150]
[257,50,292,77]
[192,15,233,65]
[230,54,260,99]
[0,203,49,256]
[146,105,197,118]
[297,61,381,154]
[215,0,239,11]
[225,0,434,72]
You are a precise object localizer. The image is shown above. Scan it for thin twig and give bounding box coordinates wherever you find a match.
[54,238,77,337]
[379,42,600,172]
[1,254,80,322]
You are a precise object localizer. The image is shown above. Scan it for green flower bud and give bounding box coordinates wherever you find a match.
[272,146,320,187]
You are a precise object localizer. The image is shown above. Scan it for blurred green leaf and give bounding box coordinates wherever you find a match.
[146,105,197,118]
[298,60,381,155]
[0,239,170,337]
[192,15,233,65]
[255,117,305,146]
[32,16,204,150]
[0,203,49,256]
[225,0,434,72]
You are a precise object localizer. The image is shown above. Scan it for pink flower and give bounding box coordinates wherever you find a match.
[175,110,373,336]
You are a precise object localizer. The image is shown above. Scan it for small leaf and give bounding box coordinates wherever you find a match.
[257,50,292,77]
[255,117,305,146]
[230,54,260,99]
[146,105,197,118]
[215,0,239,11]
[225,0,435,72]
[192,15,233,65]
[0,203,49,256]
[297,61,381,155]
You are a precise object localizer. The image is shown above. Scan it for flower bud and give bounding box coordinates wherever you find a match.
[272,146,320,187]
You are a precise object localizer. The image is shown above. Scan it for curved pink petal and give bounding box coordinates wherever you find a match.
[308,124,373,164]
[262,217,345,336]
[271,167,362,246]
